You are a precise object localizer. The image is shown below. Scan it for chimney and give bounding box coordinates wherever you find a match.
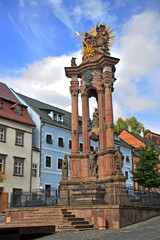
[128,125,132,132]
[140,129,144,138]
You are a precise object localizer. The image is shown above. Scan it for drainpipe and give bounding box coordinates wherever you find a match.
[30,127,34,191]
[40,120,43,188]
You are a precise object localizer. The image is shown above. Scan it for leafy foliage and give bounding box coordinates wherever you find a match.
[114,116,148,134]
[131,145,160,189]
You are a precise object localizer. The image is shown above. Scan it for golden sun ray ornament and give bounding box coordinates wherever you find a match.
[74,22,116,59]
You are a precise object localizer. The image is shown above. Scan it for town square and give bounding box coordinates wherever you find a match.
[0,0,160,239]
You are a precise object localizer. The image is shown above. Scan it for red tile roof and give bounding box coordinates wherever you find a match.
[0,82,36,127]
[0,82,20,102]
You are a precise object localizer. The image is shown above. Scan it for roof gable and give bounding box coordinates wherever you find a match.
[0,82,20,102]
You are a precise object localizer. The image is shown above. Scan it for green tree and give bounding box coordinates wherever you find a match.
[131,144,160,189]
[114,116,148,134]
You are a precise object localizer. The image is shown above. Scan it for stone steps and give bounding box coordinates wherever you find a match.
[6,207,94,231]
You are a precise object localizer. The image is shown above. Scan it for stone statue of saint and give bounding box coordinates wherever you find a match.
[89,147,98,177]
[62,155,68,180]
[92,108,99,128]
[115,147,124,174]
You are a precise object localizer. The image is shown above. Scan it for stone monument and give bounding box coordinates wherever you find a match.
[60,23,127,204]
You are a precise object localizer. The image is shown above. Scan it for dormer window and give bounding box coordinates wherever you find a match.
[10,103,23,116]
[48,111,63,123]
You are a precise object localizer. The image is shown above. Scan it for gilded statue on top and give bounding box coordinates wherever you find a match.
[74,22,116,60]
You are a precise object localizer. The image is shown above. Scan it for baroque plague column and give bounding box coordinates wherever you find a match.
[60,23,127,193]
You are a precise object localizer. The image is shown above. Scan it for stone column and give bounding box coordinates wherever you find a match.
[81,92,90,156]
[97,88,105,152]
[70,75,79,154]
[103,71,115,149]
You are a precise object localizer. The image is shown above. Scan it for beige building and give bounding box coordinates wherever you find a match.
[0,82,40,212]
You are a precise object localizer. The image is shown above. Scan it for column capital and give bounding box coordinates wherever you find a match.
[70,80,79,96]
[102,71,115,86]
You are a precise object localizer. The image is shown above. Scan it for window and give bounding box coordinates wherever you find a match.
[58,158,63,169]
[15,105,21,116]
[32,164,38,177]
[57,114,63,123]
[54,113,57,121]
[90,146,94,151]
[52,113,63,123]
[45,184,51,197]
[69,140,72,149]
[0,155,6,172]
[58,137,64,147]
[46,156,51,168]
[14,158,24,176]
[79,143,83,152]
[126,155,130,162]
[0,126,6,142]
[15,131,24,146]
[125,171,128,179]
[46,134,53,144]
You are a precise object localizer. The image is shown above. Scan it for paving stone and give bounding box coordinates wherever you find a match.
[26,216,160,240]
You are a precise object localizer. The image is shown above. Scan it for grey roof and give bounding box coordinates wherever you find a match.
[115,137,132,150]
[14,91,82,133]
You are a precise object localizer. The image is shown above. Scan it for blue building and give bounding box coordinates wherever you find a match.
[13,91,133,190]
[114,133,133,188]
[13,92,98,191]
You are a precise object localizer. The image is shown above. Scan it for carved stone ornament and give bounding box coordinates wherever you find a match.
[88,147,98,177]
[83,68,92,83]
[71,57,77,67]
[115,147,124,175]
[62,155,68,180]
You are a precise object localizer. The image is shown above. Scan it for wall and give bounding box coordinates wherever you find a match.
[0,118,33,204]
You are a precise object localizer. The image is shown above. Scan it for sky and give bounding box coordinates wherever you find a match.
[0,0,160,133]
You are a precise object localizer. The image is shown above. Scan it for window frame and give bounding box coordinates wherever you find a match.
[68,140,72,149]
[125,171,129,179]
[0,125,6,142]
[32,163,38,177]
[45,155,52,168]
[126,155,130,162]
[0,154,6,172]
[46,134,53,144]
[58,137,64,147]
[13,157,25,177]
[57,158,63,170]
[15,130,24,147]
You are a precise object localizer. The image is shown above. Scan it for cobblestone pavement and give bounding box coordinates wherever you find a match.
[27,216,160,240]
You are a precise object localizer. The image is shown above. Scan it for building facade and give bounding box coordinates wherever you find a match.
[14,92,134,190]
[0,83,39,211]
[14,92,99,191]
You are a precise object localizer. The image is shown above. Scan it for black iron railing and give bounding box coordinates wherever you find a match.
[10,186,160,208]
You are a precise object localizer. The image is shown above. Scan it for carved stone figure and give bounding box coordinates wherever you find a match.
[89,147,98,177]
[115,147,124,175]
[71,57,77,67]
[62,155,68,180]
[89,108,99,141]
[92,108,99,128]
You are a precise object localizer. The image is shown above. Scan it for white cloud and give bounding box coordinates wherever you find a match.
[0,50,82,109]
[113,11,160,113]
